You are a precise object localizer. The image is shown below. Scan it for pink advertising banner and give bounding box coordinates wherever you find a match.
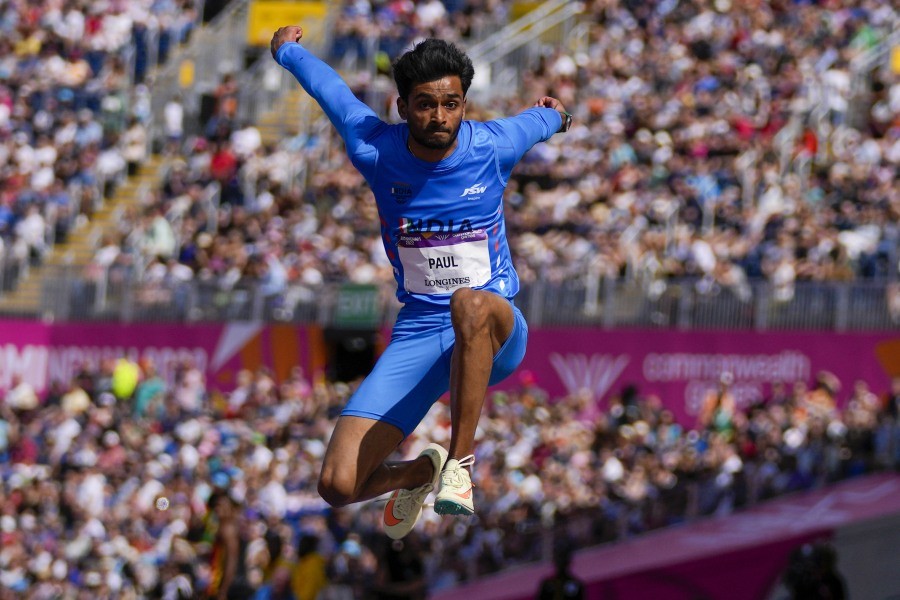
[0,320,326,395]
[494,328,900,425]
[3,320,900,427]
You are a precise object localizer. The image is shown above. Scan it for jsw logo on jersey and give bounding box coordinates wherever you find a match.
[460,182,486,197]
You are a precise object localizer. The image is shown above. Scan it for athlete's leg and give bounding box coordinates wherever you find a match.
[436,289,527,515]
[445,288,515,460]
[318,416,439,507]
[318,306,454,508]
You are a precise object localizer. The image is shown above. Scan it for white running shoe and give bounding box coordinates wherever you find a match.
[434,454,475,516]
[383,443,448,539]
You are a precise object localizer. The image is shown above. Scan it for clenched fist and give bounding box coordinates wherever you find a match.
[271,26,303,60]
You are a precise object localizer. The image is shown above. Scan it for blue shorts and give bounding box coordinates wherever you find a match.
[341,300,528,437]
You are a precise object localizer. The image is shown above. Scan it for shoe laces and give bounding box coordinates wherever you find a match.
[442,454,475,487]
[393,482,434,519]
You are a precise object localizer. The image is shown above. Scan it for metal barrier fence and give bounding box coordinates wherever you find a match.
[518,277,900,331]
[18,266,900,331]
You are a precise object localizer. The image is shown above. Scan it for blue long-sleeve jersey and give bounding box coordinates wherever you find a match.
[276,42,562,307]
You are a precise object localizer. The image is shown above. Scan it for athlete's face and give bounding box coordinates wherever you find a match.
[398,76,466,159]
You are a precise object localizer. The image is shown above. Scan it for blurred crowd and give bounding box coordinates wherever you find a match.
[1,356,898,598]
[331,0,520,69]
[0,0,202,293]
[78,0,900,319]
[506,0,900,292]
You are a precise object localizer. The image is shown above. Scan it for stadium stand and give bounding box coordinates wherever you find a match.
[4,0,897,331]
[1,0,900,597]
[0,0,213,314]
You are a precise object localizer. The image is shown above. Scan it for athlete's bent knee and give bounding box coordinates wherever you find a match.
[450,288,490,336]
[317,469,356,508]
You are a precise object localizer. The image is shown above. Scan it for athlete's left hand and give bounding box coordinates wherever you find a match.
[534,96,570,132]
[271,25,303,60]
[533,96,567,114]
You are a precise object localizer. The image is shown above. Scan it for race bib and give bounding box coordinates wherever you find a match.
[398,230,491,294]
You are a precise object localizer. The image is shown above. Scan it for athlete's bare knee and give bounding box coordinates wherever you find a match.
[317,469,356,508]
[450,288,490,337]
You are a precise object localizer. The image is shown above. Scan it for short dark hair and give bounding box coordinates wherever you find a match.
[392,39,475,101]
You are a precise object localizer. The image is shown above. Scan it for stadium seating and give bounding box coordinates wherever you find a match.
[0,0,214,314]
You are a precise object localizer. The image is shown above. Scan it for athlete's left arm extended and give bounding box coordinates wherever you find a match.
[274,42,382,165]
[485,108,564,180]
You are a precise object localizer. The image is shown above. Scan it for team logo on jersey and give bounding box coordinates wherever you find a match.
[391,182,412,204]
[460,182,486,198]
[399,217,474,234]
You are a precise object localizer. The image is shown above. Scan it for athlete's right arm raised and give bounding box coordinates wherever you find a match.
[270,26,382,160]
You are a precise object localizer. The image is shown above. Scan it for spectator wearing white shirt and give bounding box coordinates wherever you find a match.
[14,204,47,264]
[122,116,148,176]
[163,93,185,152]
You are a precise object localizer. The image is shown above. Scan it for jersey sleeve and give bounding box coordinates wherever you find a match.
[484,107,562,180]
[275,43,382,169]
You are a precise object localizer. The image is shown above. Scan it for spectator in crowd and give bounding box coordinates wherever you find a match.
[698,371,738,440]
[164,92,186,154]
[536,541,584,600]
[206,488,253,599]
[371,535,427,600]
[290,533,328,600]
[122,115,148,176]
[782,541,847,600]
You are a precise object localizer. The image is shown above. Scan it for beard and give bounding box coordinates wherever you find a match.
[410,125,460,150]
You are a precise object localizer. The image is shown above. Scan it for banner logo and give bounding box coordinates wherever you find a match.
[549,353,629,399]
